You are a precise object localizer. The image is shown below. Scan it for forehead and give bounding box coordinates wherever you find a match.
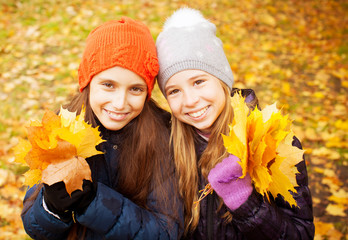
[94,66,146,85]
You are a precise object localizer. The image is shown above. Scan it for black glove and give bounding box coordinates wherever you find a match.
[43,180,97,222]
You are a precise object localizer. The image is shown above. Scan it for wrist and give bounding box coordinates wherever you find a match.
[43,197,72,223]
[222,175,253,210]
[230,188,263,219]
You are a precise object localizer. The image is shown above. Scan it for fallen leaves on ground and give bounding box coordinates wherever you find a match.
[0,0,347,239]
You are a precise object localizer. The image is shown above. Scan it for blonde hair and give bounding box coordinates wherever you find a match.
[171,82,233,234]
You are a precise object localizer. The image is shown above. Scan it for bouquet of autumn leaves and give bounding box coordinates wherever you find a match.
[198,92,304,208]
[14,107,104,195]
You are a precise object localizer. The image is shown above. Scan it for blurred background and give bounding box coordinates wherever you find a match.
[0,0,347,239]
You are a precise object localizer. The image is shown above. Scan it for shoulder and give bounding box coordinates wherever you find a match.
[231,88,257,102]
[232,88,259,110]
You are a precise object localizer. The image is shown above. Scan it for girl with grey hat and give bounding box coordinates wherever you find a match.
[156,7,314,240]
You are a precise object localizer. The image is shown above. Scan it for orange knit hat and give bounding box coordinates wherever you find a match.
[78,17,159,97]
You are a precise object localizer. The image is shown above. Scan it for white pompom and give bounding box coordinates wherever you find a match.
[163,7,208,31]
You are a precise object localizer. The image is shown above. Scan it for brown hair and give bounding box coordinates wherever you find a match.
[22,85,179,239]
[66,86,177,238]
[63,85,174,207]
[171,83,259,235]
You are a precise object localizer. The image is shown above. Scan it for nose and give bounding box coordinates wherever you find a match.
[111,89,127,110]
[183,91,199,107]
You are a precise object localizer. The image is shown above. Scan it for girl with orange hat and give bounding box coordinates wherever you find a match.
[21,17,183,239]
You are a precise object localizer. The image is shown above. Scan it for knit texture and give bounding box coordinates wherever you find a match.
[156,8,234,96]
[78,17,159,97]
[208,154,253,211]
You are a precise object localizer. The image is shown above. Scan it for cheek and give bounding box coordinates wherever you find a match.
[89,90,105,109]
[129,95,146,112]
[214,89,226,114]
[216,97,225,115]
[89,92,98,112]
[167,98,181,116]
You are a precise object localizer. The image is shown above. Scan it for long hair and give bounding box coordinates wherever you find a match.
[171,83,259,235]
[22,85,179,239]
[116,96,174,209]
[63,86,174,208]
[65,86,177,238]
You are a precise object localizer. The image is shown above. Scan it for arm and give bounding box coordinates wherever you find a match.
[21,185,73,240]
[231,136,315,239]
[76,173,184,239]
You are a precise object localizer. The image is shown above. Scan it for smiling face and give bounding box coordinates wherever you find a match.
[165,70,226,133]
[89,66,147,131]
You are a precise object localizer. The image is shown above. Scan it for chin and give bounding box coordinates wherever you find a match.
[102,122,125,131]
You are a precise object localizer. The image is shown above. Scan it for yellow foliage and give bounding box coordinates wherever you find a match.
[14,107,104,194]
[222,92,304,207]
[326,204,346,217]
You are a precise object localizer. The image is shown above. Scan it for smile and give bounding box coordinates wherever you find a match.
[105,109,128,120]
[187,106,208,118]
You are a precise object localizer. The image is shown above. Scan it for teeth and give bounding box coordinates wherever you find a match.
[188,107,208,118]
[106,110,125,117]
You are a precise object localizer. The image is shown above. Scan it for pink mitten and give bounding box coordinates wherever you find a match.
[208,155,253,210]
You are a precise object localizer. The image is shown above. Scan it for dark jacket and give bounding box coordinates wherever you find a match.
[21,110,184,239]
[184,90,315,240]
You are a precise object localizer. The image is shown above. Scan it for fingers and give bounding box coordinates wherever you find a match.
[208,155,243,184]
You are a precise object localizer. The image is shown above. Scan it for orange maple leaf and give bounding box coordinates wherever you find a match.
[14,107,104,195]
[42,156,92,194]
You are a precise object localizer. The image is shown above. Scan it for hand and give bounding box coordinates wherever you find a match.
[43,180,96,220]
[208,155,253,210]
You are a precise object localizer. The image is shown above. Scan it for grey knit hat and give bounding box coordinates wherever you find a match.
[156,8,234,96]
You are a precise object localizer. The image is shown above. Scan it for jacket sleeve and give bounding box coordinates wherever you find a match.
[21,185,73,240]
[76,176,184,239]
[231,136,315,240]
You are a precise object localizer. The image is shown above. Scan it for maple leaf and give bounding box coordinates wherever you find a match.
[13,138,31,165]
[24,169,42,187]
[221,93,249,177]
[57,107,104,158]
[14,107,104,195]
[220,92,304,207]
[42,156,92,193]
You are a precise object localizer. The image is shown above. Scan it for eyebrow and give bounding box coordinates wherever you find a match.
[188,74,208,80]
[131,83,147,88]
[165,74,208,91]
[98,77,147,87]
[97,77,116,81]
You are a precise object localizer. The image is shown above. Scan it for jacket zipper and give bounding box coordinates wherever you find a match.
[207,193,214,240]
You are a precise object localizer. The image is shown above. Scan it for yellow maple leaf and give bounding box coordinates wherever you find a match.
[221,92,303,207]
[24,169,42,187]
[59,106,78,128]
[13,138,31,165]
[222,93,249,177]
[57,108,104,159]
[14,107,104,195]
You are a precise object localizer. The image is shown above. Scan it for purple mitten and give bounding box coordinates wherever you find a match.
[208,155,253,210]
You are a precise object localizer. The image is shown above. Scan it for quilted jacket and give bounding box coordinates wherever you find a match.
[183,89,315,240]
[21,111,184,240]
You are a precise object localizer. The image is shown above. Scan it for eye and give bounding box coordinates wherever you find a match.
[194,79,204,86]
[102,82,114,88]
[131,87,143,92]
[168,89,180,96]
[130,86,145,94]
